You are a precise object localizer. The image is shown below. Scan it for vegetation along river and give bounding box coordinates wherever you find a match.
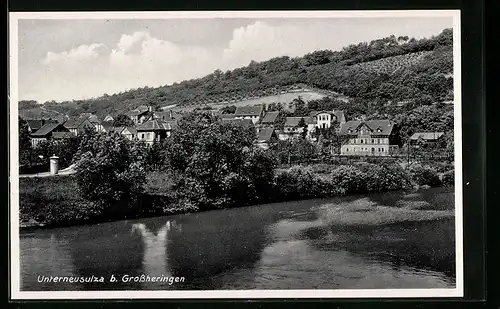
[20,187,456,291]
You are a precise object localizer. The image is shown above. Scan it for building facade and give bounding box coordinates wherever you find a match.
[340,120,399,156]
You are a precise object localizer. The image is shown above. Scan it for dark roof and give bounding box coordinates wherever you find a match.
[410,132,445,141]
[234,105,264,117]
[52,132,75,139]
[340,120,395,136]
[31,123,65,137]
[102,121,114,131]
[63,117,86,129]
[261,111,279,124]
[257,127,276,142]
[222,118,254,129]
[25,119,44,132]
[136,118,173,131]
[125,126,138,135]
[284,116,315,127]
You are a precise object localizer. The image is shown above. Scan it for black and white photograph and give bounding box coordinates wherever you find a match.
[9,10,462,299]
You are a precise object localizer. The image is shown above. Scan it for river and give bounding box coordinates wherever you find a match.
[19,187,456,291]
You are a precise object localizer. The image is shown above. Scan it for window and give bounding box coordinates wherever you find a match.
[361,139,364,144]
[371,139,374,143]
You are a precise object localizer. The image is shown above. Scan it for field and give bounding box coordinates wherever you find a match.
[166,91,330,112]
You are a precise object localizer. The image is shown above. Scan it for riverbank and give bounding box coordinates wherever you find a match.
[18,162,454,230]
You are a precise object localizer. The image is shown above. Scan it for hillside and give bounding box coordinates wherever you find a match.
[18,28,453,120]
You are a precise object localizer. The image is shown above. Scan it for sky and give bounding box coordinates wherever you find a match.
[16,16,453,103]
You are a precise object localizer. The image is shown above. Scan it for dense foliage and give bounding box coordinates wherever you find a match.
[164,112,277,210]
[75,131,148,215]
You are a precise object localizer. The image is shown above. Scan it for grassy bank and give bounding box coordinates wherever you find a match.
[19,162,454,230]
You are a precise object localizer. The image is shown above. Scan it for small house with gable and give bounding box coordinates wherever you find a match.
[234,105,264,124]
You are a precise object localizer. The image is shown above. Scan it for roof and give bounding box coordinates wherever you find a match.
[234,105,264,117]
[222,118,254,129]
[127,109,149,116]
[125,126,138,135]
[220,113,236,120]
[136,105,150,112]
[25,119,44,131]
[284,116,315,127]
[110,126,125,134]
[261,111,279,124]
[31,123,65,137]
[52,132,75,139]
[102,121,114,131]
[257,127,276,142]
[410,132,445,141]
[340,120,395,136]
[63,117,87,129]
[136,118,174,131]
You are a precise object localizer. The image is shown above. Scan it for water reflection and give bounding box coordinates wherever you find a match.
[20,187,456,291]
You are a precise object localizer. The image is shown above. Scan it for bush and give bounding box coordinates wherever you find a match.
[75,132,147,216]
[441,169,454,186]
[408,164,442,187]
[329,165,367,196]
[364,163,413,192]
[275,166,324,200]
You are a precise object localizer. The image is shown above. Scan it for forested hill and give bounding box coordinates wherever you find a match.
[19,28,453,119]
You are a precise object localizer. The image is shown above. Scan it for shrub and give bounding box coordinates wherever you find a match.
[408,164,442,187]
[364,163,413,192]
[441,169,454,186]
[275,166,323,200]
[329,165,367,196]
[75,132,147,216]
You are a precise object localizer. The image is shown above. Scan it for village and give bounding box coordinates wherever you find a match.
[21,101,446,170]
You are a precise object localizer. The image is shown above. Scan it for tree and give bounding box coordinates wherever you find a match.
[165,111,275,210]
[220,105,237,114]
[113,114,134,127]
[19,117,32,166]
[75,132,147,213]
[297,117,308,139]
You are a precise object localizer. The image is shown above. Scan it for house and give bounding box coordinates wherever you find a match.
[256,127,278,150]
[309,110,346,130]
[25,119,58,134]
[86,116,105,132]
[339,120,399,156]
[136,118,175,145]
[409,132,445,147]
[260,111,279,126]
[111,126,138,141]
[128,105,152,124]
[234,105,264,124]
[281,116,317,140]
[52,132,75,141]
[154,110,176,122]
[222,118,255,131]
[63,117,95,136]
[103,115,114,122]
[30,123,70,147]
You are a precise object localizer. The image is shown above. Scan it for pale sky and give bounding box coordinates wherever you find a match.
[17,17,453,103]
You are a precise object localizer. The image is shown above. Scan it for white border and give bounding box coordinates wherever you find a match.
[9,10,463,300]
